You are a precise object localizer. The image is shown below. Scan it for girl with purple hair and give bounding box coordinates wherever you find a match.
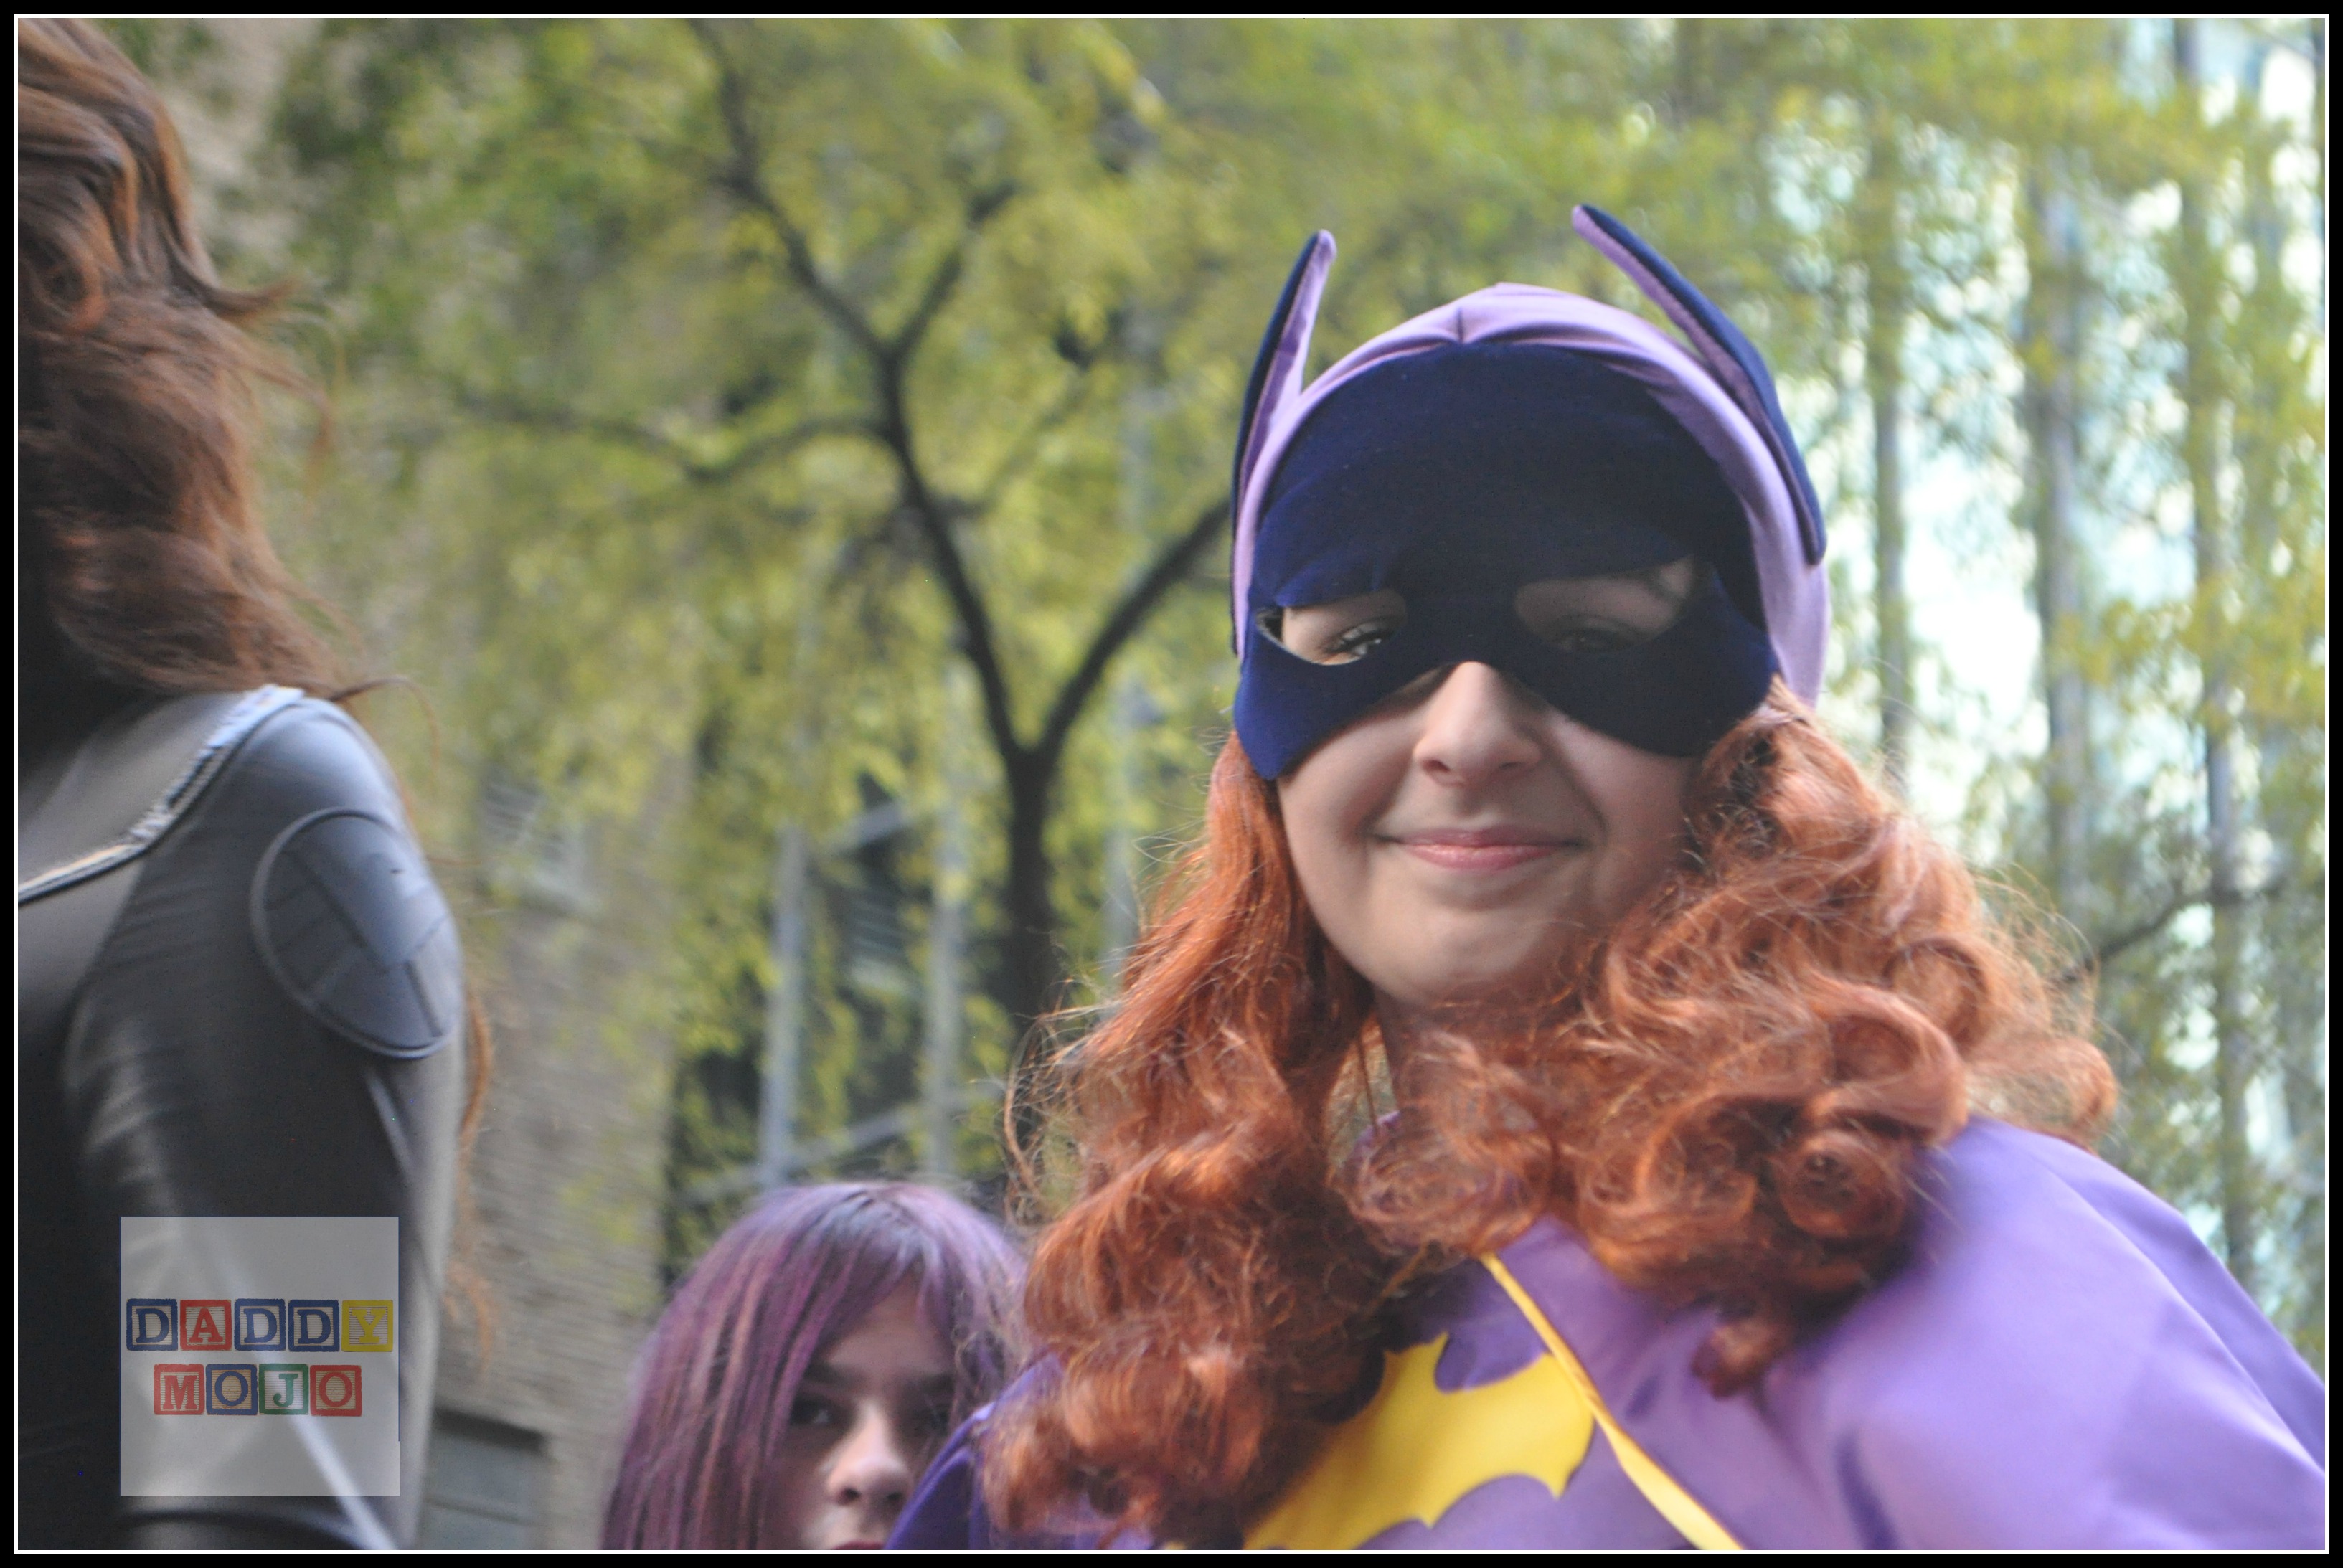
[602,1183,1023,1549]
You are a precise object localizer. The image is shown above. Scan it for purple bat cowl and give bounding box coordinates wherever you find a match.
[1228,208,1830,779]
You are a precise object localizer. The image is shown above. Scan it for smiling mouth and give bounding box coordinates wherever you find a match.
[1389,827,1583,872]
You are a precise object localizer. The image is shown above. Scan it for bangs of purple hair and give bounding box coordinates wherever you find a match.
[600,1183,1024,1549]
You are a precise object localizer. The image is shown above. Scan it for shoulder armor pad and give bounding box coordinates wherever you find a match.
[251,807,462,1058]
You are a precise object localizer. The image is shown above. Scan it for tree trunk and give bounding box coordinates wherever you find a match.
[2240,42,2325,1224]
[921,669,974,1180]
[1001,752,1060,1148]
[2174,19,2258,1292]
[1001,764,1060,1030]
[2021,159,2091,929]
[1668,19,1711,126]
[758,822,810,1182]
[1862,108,1913,794]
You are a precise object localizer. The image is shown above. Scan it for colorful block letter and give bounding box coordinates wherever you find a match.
[234,1298,286,1351]
[342,1300,395,1352]
[258,1364,310,1414]
[182,1299,232,1351]
[289,1299,340,1353]
[206,1364,258,1415]
[127,1299,178,1351]
[311,1364,363,1417]
[154,1364,204,1415]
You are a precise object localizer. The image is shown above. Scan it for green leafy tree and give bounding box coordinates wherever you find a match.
[128,22,2320,1346]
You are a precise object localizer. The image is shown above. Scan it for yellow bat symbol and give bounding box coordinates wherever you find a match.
[1245,1333,1595,1549]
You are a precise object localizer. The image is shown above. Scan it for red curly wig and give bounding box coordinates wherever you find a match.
[987,685,2116,1543]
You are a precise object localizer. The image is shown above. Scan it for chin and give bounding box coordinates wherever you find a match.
[1395,968,1548,1016]
[1395,945,1585,1016]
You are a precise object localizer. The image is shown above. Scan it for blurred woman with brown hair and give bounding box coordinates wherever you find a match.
[19,19,466,1546]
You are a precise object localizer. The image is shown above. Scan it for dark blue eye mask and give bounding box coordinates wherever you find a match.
[1228,207,1831,781]
[1235,341,1776,777]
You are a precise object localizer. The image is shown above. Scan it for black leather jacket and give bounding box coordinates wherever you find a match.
[19,687,466,1548]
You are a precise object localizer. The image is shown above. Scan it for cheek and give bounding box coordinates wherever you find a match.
[1276,733,1399,918]
[1279,795,1355,949]
[763,1447,830,1549]
[1590,755,1698,889]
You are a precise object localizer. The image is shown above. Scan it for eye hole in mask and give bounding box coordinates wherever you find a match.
[1257,557,1704,666]
[1258,589,1408,665]
[1514,556,1702,653]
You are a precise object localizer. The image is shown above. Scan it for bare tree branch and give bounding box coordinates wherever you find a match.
[1034,494,1230,775]
[2060,874,2320,986]
[890,485,1024,769]
[968,362,1108,515]
[855,275,1021,770]
[713,417,870,481]
[688,19,886,365]
[882,181,1019,374]
[692,23,1017,386]
[677,22,1211,1040]
[454,390,674,453]
[455,389,861,484]
[688,20,1032,764]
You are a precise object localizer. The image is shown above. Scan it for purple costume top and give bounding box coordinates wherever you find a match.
[889,1120,2325,1549]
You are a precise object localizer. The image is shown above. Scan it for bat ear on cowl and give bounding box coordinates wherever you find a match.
[1229,231,1335,650]
[1571,205,1826,568]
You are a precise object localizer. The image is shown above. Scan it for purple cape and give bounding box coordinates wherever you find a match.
[890,1120,2324,1549]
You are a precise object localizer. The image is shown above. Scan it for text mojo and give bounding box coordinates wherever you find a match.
[127,1298,392,1417]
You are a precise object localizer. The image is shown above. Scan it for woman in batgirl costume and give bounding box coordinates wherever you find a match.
[890,209,2326,1549]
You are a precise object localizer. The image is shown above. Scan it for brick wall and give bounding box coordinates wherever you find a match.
[132,28,692,1543]
[428,812,682,1548]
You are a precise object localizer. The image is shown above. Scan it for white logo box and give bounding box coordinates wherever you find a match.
[121,1217,400,1498]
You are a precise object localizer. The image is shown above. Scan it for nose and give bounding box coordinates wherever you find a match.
[1411,662,1542,789]
[824,1409,916,1519]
